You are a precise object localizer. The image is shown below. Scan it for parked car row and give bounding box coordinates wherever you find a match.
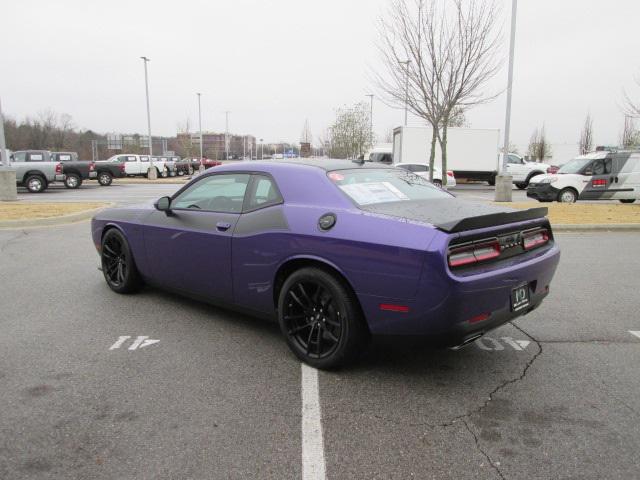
[7,150,200,193]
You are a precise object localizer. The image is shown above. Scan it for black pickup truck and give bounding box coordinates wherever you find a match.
[52,152,95,189]
[92,158,127,186]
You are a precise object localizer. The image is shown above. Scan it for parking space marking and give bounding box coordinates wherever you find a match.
[301,363,326,480]
[109,335,160,350]
[629,331,640,340]
[475,336,531,352]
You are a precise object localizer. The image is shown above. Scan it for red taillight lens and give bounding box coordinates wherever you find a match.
[119,163,126,172]
[592,179,607,187]
[89,162,95,171]
[447,170,454,177]
[523,229,549,250]
[448,240,500,268]
[55,163,63,174]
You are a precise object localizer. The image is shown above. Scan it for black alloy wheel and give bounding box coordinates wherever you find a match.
[98,172,113,186]
[278,267,368,369]
[101,229,142,293]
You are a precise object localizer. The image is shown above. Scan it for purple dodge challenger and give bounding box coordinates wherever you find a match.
[92,159,560,368]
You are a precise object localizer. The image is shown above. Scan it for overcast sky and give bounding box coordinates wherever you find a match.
[3,0,640,150]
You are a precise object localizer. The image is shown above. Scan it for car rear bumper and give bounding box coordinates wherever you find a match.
[358,243,560,341]
[89,172,97,179]
[55,174,65,182]
[527,183,559,201]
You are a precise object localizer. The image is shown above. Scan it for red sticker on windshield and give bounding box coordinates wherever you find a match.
[328,172,344,182]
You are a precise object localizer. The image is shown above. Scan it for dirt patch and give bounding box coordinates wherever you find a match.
[0,202,108,221]
[502,202,640,224]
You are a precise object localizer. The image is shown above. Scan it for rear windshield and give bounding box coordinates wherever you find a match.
[328,168,451,206]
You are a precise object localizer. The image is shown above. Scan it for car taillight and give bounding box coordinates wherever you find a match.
[547,166,558,174]
[522,229,549,250]
[119,163,126,172]
[89,162,95,171]
[448,240,500,268]
[447,170,454,177]
[55,163,63,174]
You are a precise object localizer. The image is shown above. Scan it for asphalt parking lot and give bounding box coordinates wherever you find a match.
[2,184,639,479]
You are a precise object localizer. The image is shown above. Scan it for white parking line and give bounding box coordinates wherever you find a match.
[301,363,327,480]
[629,331,640,339]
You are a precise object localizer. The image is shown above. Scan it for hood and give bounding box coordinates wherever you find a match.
[360,198,547,233]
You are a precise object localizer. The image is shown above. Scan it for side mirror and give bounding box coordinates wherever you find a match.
[155,196,172,212]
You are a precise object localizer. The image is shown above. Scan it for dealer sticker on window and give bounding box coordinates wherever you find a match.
[339,182,409,205]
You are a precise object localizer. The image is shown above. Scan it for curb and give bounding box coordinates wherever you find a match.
[553,223,640,232]
[0,203,114,229]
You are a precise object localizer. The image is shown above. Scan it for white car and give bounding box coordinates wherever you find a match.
[395,162,457,187]
[104,154,171,178]
[527,150,640,203]
[500,153,550,189]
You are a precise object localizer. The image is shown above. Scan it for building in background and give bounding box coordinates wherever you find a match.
[176,132,256,160]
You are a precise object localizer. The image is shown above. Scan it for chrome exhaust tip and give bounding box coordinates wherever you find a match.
[449,333,484,351]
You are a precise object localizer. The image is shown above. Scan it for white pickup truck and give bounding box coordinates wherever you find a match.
[500,153,551,189]
[102,154,172,178]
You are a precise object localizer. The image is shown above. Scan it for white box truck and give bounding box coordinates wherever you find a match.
[392,126,500,184]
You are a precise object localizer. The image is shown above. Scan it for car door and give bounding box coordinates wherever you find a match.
[143,172,251,302]
[579,158,613,200]
[610,153,640,200]
[506,154,526,181]
[119,155,137,175]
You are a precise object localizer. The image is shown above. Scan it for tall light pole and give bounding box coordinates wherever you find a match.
[0,96,18,201]
[365,94,374,148]
[399,60,411,126]
[197,93,203,168]
[495,0,518,202]
[224,111,230,160]
[260,138,264,160]
[140,56,156,179]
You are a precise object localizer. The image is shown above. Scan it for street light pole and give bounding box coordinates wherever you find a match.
[225,111,230,160]
[495,0,518,202]
[197,93,203,170]
[0,96,18,201]
[260,138,264,160]
[366,94,374,148]
[399,60,411,126]
[140,56,156,179]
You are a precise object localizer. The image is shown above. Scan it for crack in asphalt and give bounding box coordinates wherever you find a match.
[0,230,29,252]
[462,419,506,480]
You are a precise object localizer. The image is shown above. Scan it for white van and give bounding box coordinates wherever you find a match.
[527,150,640,203]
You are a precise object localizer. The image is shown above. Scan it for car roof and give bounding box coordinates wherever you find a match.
[214,158,397,172]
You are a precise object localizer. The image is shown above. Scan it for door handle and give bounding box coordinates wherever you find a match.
[216,222,232,232]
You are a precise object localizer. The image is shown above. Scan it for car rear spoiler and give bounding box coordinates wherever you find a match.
[435,207,549,233]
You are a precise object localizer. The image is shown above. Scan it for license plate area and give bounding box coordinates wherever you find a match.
[511,283,530,312]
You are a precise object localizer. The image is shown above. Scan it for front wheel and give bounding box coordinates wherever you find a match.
[278,267,369,369]
[97,172,113,186]
[64,173,81,189]
[620,199,636,204]
[101,229,143,294]
[25,175,47,193]
[558,188,578,203]
[515,182,527,190]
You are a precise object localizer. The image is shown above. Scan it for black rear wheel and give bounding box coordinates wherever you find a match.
[620,199,636,204]
[278,267,369,369]
[98,171,113,186]
[515,182,527,190]
[101,229,143,294]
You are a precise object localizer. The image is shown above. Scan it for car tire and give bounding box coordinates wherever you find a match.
[160,168,168,178]
[278,267,369,369]
[515,183,527,190]
[487,175,496,186]
[101,229,143,294]
[619,199,636,204]
[64,173,81,189]
[177,170,184,176]
[558,188,578,203]
[432,179,443,188]
[98,172,113,186]
[25,174,47,193]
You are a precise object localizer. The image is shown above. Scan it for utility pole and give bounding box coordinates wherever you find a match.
[225,111,230,160]
[140,56,156,179]
[495,0,518,202]
[260,138,264,160]
[399,60,410,126]
[366,94,374,147]
[0,96,17,201]
[197,93,203,170]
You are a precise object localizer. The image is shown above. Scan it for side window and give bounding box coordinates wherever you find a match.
[12,152,26,162]
[591,159,605,175]
[28,153,44,162]
[172,173,250,213]
[138,156,148,162]
[118,155,131,162]
[411,164,428,173]
[59,154,72,161]
[508,155,521,164]
[246,175,283,211]
[603,158,612,174]
[381,154,393,165]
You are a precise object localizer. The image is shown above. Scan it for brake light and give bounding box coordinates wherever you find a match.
[119,163,126,172]
[379,304,410,313]
[89,162,95,172]
[55,163,63,174]
[523,229,549,250]
[592,179,607,187]
[447,170,454,177]
[448,240,500,268]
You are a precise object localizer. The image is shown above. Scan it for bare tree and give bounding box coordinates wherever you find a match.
[300,119,313,144]
[176,119,195,158]
[621,116,639,148]
[578,113,593,155]
[374,0,501,184]
[623,75,640,117]
[383,127,395,143]
[527,125,552,162]
[327,103,372,159]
